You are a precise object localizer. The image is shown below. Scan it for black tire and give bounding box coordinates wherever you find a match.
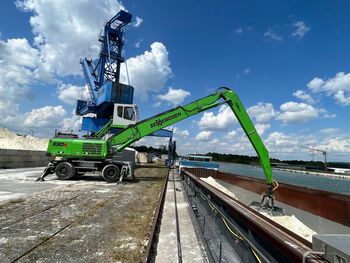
[102,164,120,183]
[55,162,75,180]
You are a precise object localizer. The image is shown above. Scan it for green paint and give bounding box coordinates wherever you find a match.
[47,138,107,160]
[47,88,273,184]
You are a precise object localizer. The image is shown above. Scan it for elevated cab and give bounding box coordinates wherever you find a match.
[112,103,139,126]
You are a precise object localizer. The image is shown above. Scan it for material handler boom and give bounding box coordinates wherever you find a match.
[38,87,277,208]
[107,87,273,184]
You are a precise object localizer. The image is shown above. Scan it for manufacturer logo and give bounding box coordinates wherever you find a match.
[53,142,68,147]
[150,112,182,128]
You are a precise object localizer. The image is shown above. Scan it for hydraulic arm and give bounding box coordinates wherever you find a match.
[39,87,277,209]
[107,87,273,184]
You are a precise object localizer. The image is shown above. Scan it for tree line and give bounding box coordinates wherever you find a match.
[206,152,350,169]
[131,146,350,169]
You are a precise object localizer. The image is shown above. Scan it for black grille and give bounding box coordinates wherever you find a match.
[82,143,102,155]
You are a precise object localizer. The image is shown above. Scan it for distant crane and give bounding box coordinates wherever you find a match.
[301,146,328,171]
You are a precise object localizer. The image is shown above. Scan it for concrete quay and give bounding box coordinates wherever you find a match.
[0,149,52,169]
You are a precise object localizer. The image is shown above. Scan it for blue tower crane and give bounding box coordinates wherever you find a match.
[76,10,134,130]
[75,10,173,160]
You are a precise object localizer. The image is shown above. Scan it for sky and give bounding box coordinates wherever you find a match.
[0,0,350,161]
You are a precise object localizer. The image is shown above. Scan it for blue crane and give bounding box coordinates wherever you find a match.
[75,10,173,164]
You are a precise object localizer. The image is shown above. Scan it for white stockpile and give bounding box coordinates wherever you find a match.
[0,128,48,151]
[200,176,238,200]
[200,176,316,242]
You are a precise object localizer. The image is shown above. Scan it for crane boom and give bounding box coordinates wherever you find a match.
[40,87,274,189]
[106,88,273,184]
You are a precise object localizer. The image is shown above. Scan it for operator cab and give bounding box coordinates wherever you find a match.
[112,104,139,126]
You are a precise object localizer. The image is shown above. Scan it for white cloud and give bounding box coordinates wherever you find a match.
[62,110,83,131]
[180,128,350,161]
[255,123,271,136]
[1,1,124,135]
[134,136,169,148]
[264,28,283,41]
[265,131,299,154]
[276,101,319,124]
[198,105,237,130]
[235,26,252,35]
[134,39,143,48]
[120,42,172,101]
[133,16,143,28]
[179,130,258,156]
[226,130,237,140]
[247,103,276,123]
[307,77,325,91]
[292,21,310,39]
[320,128,339,134]
[173,127,189,139]
[0,38,41,133]
[0,101,21,130]
[264,131,350,160]
[307,72,350,106]
[16,0,124,77]
[323,137,350,153]
[195,131,212,142]
[235,27,243,34]
[0,2,174,136]
[13,1,172,101]
[293,90,315,104]
[322,110,336,119]
[243,68,251,75]
[0,102,70,137]
[0,38,39,103]
[0,38,38,68]
[24,105,66,128]
[334,90,350,105]
[307,72,350,93]
[157,87,191,106]
[58,84,89,105]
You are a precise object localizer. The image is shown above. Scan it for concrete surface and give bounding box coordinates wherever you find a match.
[0,167,59,201]
[0,166,168,263]
[0,149,52,169]
[155,169,208,263]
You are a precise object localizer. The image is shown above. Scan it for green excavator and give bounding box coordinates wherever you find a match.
[37,87,279,210]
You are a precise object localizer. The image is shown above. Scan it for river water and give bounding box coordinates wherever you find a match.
[217,162,350,196]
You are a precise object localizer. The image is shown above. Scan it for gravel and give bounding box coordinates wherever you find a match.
[0,128,48,150]
[200,176,316,242]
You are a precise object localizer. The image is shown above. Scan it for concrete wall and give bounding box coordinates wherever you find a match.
[0,149,52,168]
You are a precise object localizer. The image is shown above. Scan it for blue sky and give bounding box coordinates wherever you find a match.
[0,0,349,161]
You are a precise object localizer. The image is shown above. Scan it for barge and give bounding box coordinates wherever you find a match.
[178,154,219,173]
[177,167,350,262]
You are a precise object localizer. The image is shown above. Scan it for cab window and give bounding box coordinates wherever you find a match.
[117,106,123,118]
[124,107,135,120]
